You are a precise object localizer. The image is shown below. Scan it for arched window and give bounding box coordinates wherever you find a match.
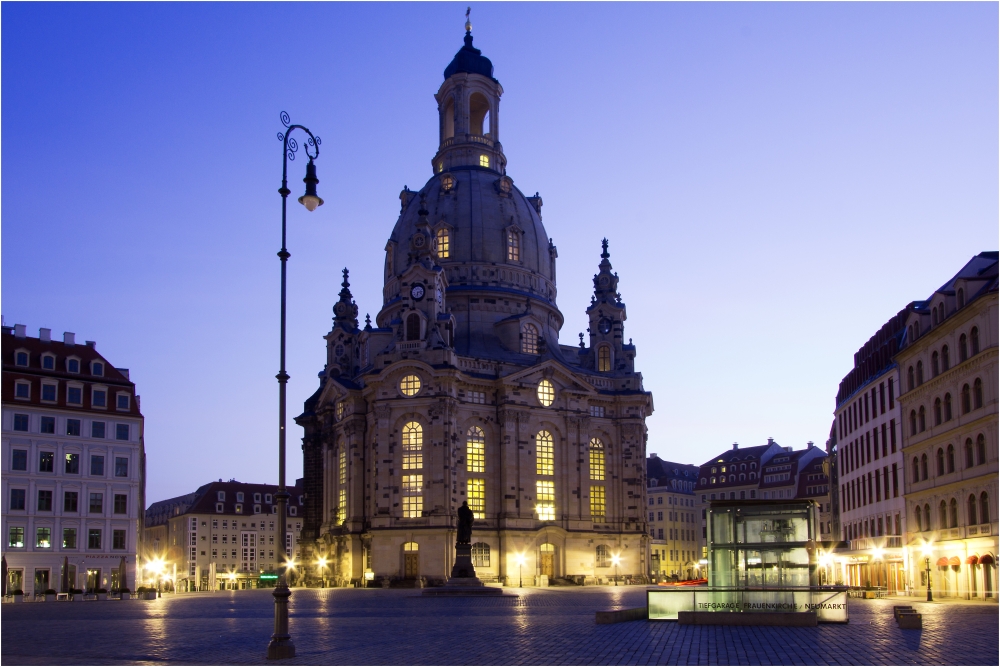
[936,448,945,476]
[907,366,915,391]
[973,378,983,409]
[920,454,928,481]
[959,334,968,362]
[535,430,554,476]
[589,437,605,481]
[739,473,745,482]
[506,228,520,262]
[436,228,450,259]
[939,500,948,528]
[965,438,975,467]
[944,393,953,421]
[918,406,926,432]
[596,544,611,568]
[471,542,490,568]
[958,288,965,307]
[403,541,419,551]
[912,457,920,481]
[931,352,939,377]
[914,505,923,532]
[729,475,736,483]
[941,345,950,371]
[910,410,918,436]
[977,434,987,465]
[980,492,990,523]
[934,398,942,426]
[916,361,924,385]
[968,495,978,525]
[923,503,931,529]
[749,472,756,480]
[949,498,959,528]
[406,313,421,341]
[597,345,611,372]
[962,384,971,413]
[971,326,980,355]
[466,426,485,473]
[402,422,423,470]
[521,323,539,354]
[932,309,938,325]
[469,92,490,136]
[443,97,455,139]
[947,444,955,473]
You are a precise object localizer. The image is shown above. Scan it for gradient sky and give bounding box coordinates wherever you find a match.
[3,2,997,504]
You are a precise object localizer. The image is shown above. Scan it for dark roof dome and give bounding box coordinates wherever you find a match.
[444,32,495,81]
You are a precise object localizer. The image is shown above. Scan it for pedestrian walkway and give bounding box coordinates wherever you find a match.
[1,587,997,665]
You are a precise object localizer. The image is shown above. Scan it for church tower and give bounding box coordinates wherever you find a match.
[297,21,653,588]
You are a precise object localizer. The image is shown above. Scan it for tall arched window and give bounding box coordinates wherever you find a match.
[506,228,520,262]
[973,378,983,409]
[936,448,945,476]
[947,444,955,473]
[402,421,423,470]
[914,505,923,532]
[977,434,987,465]
[406,313,421,341]
[944,393,953,421]
[942,345,950,371]
[589,437,605,481]
[469,92,490,136]
[436,228,450,259]
[907,366,915,391]
[962,384,971,413]
[337,446,347,525]
[912,457,920,481]
[980,492,990,523]
[535,430,554,476]
[971,326,980,355]
[949,498,959,528]
[910,410,918,436]
[521,323,539,354]
[918,406,926,432]
[443,97,455,139]
[939,500,948,528]
[959,334,968,362]
[466,426,485,473]
[931,352,939,377]
[923,503,931,529]
[920,454,928,480]
[968,495,978,525]
[597,345,611,372]
[965,438,975,467]
[916,361,924,385]
[934,398,942,426]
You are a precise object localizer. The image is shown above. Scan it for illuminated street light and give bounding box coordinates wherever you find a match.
[611,554,621,587]
[317,557,328,588]
[516,554,526,588]
[922,541,934,602]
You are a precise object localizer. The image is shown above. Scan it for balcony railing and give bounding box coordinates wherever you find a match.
[849,535,903,551]
[438,134,495,150]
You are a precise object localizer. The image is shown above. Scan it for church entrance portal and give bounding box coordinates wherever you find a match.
[540,543,555,579]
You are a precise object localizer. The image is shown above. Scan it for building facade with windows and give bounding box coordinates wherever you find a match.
[831,308,911,593]
[142,479,305,591]
[897,252,998,600]
[295,28,653,587]
[2,324,145,595]
[646,456,700,581]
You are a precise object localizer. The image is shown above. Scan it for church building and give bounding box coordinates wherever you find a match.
[296,24,653,586]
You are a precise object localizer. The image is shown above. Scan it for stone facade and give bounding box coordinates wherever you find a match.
[296,29,653,587]
[645,456,700,581]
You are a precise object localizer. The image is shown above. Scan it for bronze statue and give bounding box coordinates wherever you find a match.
[457,501,474,545]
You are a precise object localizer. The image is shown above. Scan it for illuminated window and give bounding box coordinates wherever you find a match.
[507,229,520,261]
[598,345,611,372]
[471,542,490,567]
[521,324,539,354]
[589,438,605,481]
[479,154,489,168]
[536,481,555,521]
[596,544,610,567]
[437,162,444,173]
[536,430,554,475]
[590,485,606,521]
[537,379,555,407]
[337,448,347,524]
[467,426,485,473]
[468,478,485,519]
[400,375,421,397]
[336,401,345,420]
[436,228,450,258]
[402,475,423,518]
[402,422,423,470]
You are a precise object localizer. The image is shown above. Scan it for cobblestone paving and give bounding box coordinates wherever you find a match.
[2,587,997,665]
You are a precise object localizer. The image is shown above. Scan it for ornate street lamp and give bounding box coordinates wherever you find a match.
[267,111,323,661]
[924,556,933,602]
[516,554,525,588]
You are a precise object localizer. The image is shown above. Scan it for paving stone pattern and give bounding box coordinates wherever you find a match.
[2,588,997,665]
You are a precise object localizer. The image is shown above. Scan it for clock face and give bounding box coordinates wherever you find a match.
[414,234,426,248]
[334,303,346,316]
[598,318,612,334]
[410,284,425,300]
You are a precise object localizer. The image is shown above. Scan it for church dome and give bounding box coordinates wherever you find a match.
[443,32,495,81]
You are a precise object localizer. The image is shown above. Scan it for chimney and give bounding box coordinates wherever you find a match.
[86,340,96,349]
[767,437,774,445]
[14,324,26,338]
[807,441,814,449]
[63,332,76,345]
[732,442,739,451]
[39,328,51,342]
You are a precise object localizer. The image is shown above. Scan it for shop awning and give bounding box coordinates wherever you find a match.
[948,556,961,566]
[966,555,979,565]
[980,554,995,566]
[936,557,950,567]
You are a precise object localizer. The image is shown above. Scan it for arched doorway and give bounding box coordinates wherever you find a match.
[402,542,419,579]
[539,543,555,579]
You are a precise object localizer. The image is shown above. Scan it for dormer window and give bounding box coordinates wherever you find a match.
[15,351,29,366]
[521,324,539,354]
[92,361,104,376]
[15,380,30,399]
[67,358,80,373]
[42,354,55,370]
[598,345,611,372]
[265,494,272,504]
[254,493,262,503]
[506,228,520,261]
[236,492,244,502]
[116,393,130,410]
[217,491,225,501]
[440,173,455,192]
[436,227,450,258]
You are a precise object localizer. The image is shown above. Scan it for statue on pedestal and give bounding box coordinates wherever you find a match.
[451,501,477,579]
[457,501,474,545]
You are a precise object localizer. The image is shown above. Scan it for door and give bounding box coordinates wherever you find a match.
[34,569,50,594]
[404,554,419,579]
[540,544,556,578]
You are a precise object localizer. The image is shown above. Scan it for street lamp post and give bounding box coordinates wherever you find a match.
[924,557,933,602]
[516,554,525,588]
[612,555,621,586]
[267,112,323,662]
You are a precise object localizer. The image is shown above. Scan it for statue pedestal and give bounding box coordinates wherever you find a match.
[422,543,504,596]
[450,543,478,580]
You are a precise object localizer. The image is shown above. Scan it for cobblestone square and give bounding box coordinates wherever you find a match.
[2,587,997,665]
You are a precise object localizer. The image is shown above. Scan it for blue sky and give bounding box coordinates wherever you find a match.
[3,2,997,503]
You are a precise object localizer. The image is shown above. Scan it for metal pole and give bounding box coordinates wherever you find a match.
[925,557,933,602]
